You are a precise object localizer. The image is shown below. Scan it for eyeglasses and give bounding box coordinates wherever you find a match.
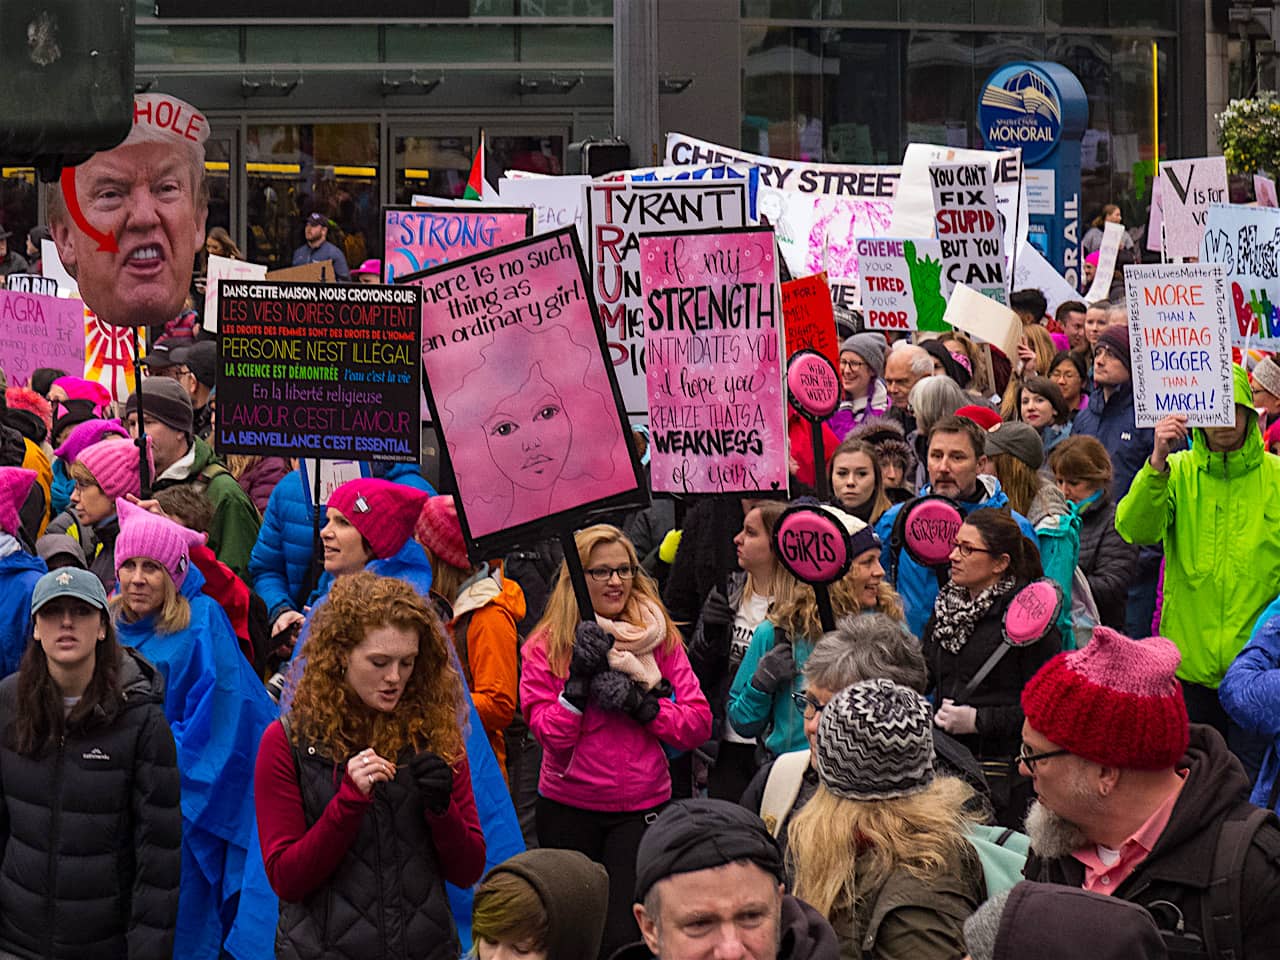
[1018,743,1069,772]
[839,358,868,371]
[791,691,826,716]
[585,564,638,583]
[948,540,995,559]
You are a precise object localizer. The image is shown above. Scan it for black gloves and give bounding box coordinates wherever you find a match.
[591,670,665,725]
[408,751,453,815]
[750,639,795,695]
[564,622,614,711]
[700,587,736,629]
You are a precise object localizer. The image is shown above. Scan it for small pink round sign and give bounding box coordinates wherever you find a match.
[900,496,963,567]
[786,350,840,422]
[772,504,852,585]
[1004,579,1062,647]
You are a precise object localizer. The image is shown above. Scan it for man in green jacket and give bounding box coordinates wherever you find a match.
[1115,364,1280,767]
[125,378,261,579]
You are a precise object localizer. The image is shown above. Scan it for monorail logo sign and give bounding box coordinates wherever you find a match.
[978,64,1063,165]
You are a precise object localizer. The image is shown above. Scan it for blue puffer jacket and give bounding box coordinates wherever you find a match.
[1220,599,1280,811]
[49,458,73,517]
[0,546,45,678]
[876,476,1040,638]
[249,463,434,623]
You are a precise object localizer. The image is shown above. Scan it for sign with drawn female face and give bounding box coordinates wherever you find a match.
[408,227,645,554]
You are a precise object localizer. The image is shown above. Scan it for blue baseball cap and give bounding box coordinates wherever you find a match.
[30,567,109,615]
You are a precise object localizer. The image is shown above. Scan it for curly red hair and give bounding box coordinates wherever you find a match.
[287,572,464,763]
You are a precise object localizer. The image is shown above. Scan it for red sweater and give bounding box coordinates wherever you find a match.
[190,544,252,662]
[254,720,486,902]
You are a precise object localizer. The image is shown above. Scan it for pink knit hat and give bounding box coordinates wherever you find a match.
[327,478,430,560]
[415,495,470,569]
[1022,626,1189,769]
[54,418,130,463]
[78,437,154,500]
[114,497,206,588]
[0,468,36,538]
[52,377,112,412]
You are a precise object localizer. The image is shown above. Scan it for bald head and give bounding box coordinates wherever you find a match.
[885,344,932,410]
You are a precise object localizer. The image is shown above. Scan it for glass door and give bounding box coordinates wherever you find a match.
[389,129,476,205]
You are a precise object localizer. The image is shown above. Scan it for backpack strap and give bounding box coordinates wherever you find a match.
[193,461,230,496]
[760,750,809,839]
[1204,805,1273,960]
[452,610,477,691]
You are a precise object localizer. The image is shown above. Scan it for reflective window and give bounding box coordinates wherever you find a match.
[0,168,38,274]
[488,134,566,178]
[392,134,476,203]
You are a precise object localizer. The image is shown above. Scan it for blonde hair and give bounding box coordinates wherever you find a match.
[1001,325,1057,419]
[531,524,679,677]
[788,777,977,920]
[769,565,904,640]
[111,569,190,635]
[743,501,787,604]
[225,454,261,480]
[988,451,1040,516]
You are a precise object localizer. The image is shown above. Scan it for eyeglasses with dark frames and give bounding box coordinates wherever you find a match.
[791,691,826,716]
[1018,743,1069,771]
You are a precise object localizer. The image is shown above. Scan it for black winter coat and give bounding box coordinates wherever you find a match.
[1076,495,1137,629]
[0,649,180,959]
[1025,726,1280,960]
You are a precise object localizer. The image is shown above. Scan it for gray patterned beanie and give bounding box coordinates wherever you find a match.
[815,678,935,801]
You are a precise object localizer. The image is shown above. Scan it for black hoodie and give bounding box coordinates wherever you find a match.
[976,881,1167,960]
[482,848,610,960]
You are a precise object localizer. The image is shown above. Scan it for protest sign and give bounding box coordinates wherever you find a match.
[942,283,1022,361]
[607,163,760,221]
[586,179,749,414]
[665,132,898,310]
[854,237,947,332]
[41,239,77,297]
[497,175,590,245]
[639,224,787,496]
[1255,174,1278,208]
[298,458,370,506]
[266,261,335,283]
[203,254,267,333]
[1146,176,1164,253]
[383,205,534,283]
[1011,241,1081,317]
[215,280,423,461]
[4,274,56,296]
[1198,203,1280,349]
[930,161,1008,304]
[413,228,644,552]
[781,273,839,365]
[1083,221,1125,303]
[1158,156,1228,260]
[0,289,86,388]
[1123,262,1233,427]
[84,312,138,402]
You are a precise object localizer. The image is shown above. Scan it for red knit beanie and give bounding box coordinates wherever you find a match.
[956,404,1002,431]
[415,495,470,569]
[1022,626,1189,769]
[327,478,430,560]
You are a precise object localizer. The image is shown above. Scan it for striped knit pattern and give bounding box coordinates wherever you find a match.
[816,678,935,801]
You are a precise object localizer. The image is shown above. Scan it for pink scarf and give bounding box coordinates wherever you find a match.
[596,597,665,675]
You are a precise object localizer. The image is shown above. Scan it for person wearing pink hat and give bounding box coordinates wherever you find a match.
[350,258,382,283]
[48,417,130,518]
[416,494,524,775]
[110,496,280,959]
[0,467,47,677]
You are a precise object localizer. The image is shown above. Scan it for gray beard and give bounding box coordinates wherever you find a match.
[1025,800,1090,860]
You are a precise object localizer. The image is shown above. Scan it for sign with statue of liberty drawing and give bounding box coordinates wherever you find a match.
[853,237,946,332]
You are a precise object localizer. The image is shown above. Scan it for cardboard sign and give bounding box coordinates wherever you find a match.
[665,132,898,311]
[298,458,370,506]
[781,273,839,365]
[943,283,1023,361]
[413,228,644,552]
[497,175,590,246]
[215,280,423,461]
[639,225,787,495]
[203,254,267,333]
[1158,157,1228,260]
[1011,241,1082,318]
[930,160,1008,304]
[587,179,749,414]
[383,205,534,283]
[0,289,86,388]
[1123,262,1234,427]
[266,261,334,283]
[1083,220,1126,303]
[772,504,853,585]
[4,274,57,296]
[854,236,947,332]
[1255,174,1278,208]
[1198,203,1280,348]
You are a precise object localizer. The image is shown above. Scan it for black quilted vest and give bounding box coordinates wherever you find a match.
[276,737,459,960]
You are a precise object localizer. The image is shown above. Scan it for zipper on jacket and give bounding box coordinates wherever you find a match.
[373,797,389,954]
[46,734,65,957]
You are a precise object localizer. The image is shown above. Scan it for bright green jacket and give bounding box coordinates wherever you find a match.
[1115,364,1280,688]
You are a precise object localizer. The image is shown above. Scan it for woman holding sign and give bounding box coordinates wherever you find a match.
[728,507,904,760]
[519,524,710,960]
[923,508,1060,828]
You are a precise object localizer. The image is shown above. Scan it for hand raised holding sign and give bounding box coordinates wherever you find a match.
[1150,415,1189,473]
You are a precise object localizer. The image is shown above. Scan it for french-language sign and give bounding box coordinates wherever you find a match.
[203,254,266,333]
[413,228,644,552]
[1158,156,1228,260]
[383,205,534,283]
[665,132,898,311]
[1198,203,1280,349]
[215,280,423,461]
[854,236,947,332]
[930,160,1008,304]
[0,289,85,388]
[781,273,839,366]
[1123,262,1234,427]
[639,225,787,496]
[587,179,749,414]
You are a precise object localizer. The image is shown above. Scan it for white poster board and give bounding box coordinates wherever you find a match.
[203,254,267,333]
[929,160,1008,304]
[1011,241,1082,318]
[854,236,945,333]
[1084,221,1125,303]
[497,175,591,246]
[1158,156,1228,260]
[942,283,1022,361]
[1198,202,1280,349]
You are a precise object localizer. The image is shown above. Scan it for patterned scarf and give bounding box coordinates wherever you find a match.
[931,575,1017,655]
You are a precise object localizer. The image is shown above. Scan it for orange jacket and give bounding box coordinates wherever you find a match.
[22,439,51,538]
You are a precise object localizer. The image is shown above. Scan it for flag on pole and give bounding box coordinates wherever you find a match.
[463,131,486,200]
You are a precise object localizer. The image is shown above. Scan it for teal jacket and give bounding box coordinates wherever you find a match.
[726,620,814,757]
[1116,364,1280,687]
